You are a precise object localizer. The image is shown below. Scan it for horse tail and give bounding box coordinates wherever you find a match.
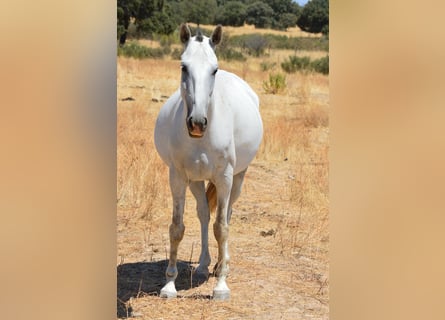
[206,182,217,213]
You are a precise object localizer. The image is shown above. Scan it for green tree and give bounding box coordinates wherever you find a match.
[245,1,274,28]
[277,12,298,30]
[136,0,177,36]
[263,0,301,30]
[215,1,247,26]
[117,0,177,45]
[296,0,329,35]
[184,0,218,25]
[117,0,140,45]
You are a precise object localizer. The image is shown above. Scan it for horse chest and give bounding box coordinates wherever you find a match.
[183,152,213,180]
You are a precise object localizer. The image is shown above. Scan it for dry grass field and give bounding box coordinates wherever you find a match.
[117,26,329,319]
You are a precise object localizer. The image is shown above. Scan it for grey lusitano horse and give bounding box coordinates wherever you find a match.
[154,24,263,300]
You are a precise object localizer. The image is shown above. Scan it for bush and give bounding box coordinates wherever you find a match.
[117,41,168,59]
[171,48,182,60]
[217,48,246,61]
[229,34,328,52]
[281,55,329,75]
[215,31,246,61]
[311,56,329,75]
[260,61,276,71]
[281,56,311,73]
[263,73,286,94]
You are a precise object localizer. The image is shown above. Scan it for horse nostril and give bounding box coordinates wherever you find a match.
[188,117,194,128]
[203,117,208,127]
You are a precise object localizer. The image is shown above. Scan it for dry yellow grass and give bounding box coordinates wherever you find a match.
[117,27,329,319]
[199,23,322,38]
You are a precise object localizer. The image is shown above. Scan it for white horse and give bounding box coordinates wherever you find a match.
[154,24,263,300]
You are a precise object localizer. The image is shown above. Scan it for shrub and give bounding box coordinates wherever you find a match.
[117,41,168,59]
[281,56,311,73]
[229,34,328,52]
[216,31,246,61]
[171,48,182,60]
[260,61,276,71]
[244,34,269,57]
[217,48,246,61]
[263,73,286,94]
[311,56,329,75]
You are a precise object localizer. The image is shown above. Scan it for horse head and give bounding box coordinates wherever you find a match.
[179,24,222,138]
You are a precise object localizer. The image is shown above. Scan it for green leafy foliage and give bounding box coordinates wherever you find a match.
[263,73,287,94]
[264,0,301,30]
[281,55,329,74]
[229,34,328,53]
[215,31,246,61]
[260,61,277,71]
[281,56,311,73]
[296,0,329,35]
[311,56,329,75]
[215,1,247,27]
[117,0,329,38]
[117,41,170,59]
[117,0,178,45]
[245,1,274,28]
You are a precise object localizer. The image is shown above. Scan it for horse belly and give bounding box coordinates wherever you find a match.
[215,71,263,174]
[233,110,263,174]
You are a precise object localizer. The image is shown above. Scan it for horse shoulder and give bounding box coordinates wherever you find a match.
[154,90,182,165]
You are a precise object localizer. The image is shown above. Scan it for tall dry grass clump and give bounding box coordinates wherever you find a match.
[117,103,169,227]
[255,71,329,304]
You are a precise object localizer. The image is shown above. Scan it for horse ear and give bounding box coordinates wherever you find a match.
[180,23,191,44]
[211,25,222,46]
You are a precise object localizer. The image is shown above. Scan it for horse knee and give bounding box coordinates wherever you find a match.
[213,221,228,242]
[169,223,185,243]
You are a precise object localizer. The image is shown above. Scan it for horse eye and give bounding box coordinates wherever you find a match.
[181,65,188,73]
[212,68,218,76]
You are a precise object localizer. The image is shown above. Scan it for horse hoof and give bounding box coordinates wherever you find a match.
[213,289,230,301]
[192,270,209,285]
[160,288,177,299]
[160,282,177,298]
[194,265,209,277]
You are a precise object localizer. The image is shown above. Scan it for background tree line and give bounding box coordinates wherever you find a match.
[117,0,328,44]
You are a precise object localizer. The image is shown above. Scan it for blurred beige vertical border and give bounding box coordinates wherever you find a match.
[331,0,445,319]
[0,1,116,319]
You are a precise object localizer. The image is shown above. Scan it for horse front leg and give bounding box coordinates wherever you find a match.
[160,167,186,298]
[212,169,233,300]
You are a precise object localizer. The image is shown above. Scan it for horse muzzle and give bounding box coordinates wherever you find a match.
[187,116,207,138]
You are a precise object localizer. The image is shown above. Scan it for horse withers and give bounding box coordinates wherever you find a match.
[154,24,263,300]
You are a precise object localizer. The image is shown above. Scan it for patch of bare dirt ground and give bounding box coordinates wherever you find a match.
[117,41,329,318]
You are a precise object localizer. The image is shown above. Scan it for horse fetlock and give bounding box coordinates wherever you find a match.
[165,266,178,279]
[214,261,229,278]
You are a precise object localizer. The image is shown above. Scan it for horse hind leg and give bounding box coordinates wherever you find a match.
[227,168,247,224]
[189,181,211,281]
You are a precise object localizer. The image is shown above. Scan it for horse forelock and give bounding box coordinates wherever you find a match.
[195,29,204,42]
[181,35,218,66]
